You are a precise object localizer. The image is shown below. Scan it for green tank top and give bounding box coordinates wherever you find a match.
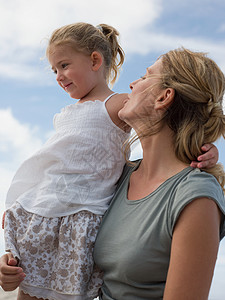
[94,161,225,300]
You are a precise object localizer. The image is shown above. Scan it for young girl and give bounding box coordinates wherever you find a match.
[3,23,218,300]
[4,22,130,300]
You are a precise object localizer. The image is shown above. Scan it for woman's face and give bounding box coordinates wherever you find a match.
[118,59,163,126]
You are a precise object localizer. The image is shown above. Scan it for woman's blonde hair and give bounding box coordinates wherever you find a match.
[127,48,225,191]
[46,22,125,86]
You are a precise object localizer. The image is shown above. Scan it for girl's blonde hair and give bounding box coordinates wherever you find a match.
[46,22,125,86]
[128,48,225,191]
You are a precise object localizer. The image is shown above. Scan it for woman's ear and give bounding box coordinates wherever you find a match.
[155,88,175,110]
[91,51,103,71]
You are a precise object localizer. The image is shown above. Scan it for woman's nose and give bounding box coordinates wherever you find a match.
[129,78,139,90]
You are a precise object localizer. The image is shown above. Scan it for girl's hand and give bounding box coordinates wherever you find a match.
[190,144,218,169]
[0,253,25,291]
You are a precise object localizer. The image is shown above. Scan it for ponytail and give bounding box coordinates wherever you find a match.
[98,24,125,85]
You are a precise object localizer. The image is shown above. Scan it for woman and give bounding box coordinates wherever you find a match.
[94,48,225,299]
[1,48,225,299]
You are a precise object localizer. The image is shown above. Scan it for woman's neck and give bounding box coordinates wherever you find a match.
[139,126,188,181]
[127,126,189,201]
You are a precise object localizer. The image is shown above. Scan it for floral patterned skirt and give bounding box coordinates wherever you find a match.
[4,202,103,300]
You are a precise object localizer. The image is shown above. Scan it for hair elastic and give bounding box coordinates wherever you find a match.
[96,25,103,33]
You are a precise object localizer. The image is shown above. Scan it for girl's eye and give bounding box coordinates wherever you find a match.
[62,63,68,69]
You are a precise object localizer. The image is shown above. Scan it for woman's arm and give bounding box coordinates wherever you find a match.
[191,144,219,169]
[0,253,25,291]
[164,198,221,300]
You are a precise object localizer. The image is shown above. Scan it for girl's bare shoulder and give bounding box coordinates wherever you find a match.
[105,93,130,131]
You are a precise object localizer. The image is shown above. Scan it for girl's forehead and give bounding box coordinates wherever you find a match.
[48,45,77,62]
[49,44,71,55]
[48,46,68,65]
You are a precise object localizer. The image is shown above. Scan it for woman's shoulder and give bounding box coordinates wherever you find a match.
[185,168,223,189]
[168,167,225,238]
[174,167,224,200]
[171,168,225,216]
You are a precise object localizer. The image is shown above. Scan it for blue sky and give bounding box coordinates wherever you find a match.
[0,0,225,298]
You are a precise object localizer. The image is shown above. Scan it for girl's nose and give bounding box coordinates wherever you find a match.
[56,71,64,82]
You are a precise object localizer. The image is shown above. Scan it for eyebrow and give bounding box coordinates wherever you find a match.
[51,59,67,70]
[52,57,69,68]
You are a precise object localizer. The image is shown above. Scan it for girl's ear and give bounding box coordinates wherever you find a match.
[91,51,103,71]
[155,88,175,110]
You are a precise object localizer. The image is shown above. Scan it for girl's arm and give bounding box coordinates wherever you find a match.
[191,144,219,169]
[105,93,130,132]
[0,253,25,291]
[163,198,221,300]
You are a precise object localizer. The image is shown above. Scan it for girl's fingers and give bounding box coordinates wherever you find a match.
[0,254,23,275]
[200,143,212,152]
[7,252,18,266]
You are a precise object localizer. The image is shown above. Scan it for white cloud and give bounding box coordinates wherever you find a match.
[1,0,225,83]
[0,61,44,81]
[0,0,162,82]
[0,109,43,170]
[0,0,161,45]
[125,31,225,73]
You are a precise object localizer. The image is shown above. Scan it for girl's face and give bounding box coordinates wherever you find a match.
[49,45,97,100]
[118,59,163,126]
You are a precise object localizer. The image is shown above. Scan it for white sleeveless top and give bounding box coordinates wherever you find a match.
[5,94,130,217]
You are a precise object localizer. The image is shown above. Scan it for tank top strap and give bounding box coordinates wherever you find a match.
[103,92,118,103]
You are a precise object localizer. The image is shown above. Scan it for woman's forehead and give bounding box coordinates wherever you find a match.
[147,59,162,75]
